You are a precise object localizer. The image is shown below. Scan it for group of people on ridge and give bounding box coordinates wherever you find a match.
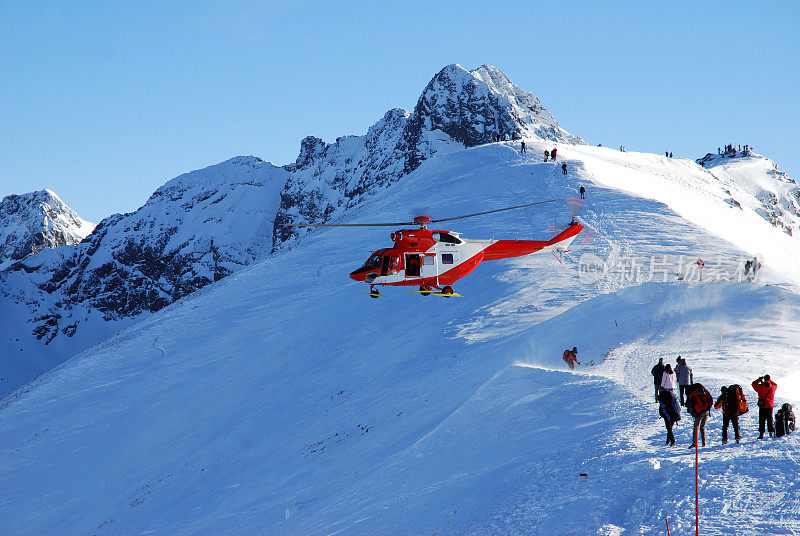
[519,141,586,202]
[651,357,795,448]
[719,143,751,157]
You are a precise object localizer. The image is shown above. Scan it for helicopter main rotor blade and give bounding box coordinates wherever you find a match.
[429,198,563,223]
[278,198,565,228]
[279,222,414,228]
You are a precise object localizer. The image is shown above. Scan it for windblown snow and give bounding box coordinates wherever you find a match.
[1,65,799,535]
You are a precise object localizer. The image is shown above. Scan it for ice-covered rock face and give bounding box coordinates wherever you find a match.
[1,157,289,345]
[698,151,800,237]
[399,64,581,171]
[0,190,94,270]
[273,64,581,247]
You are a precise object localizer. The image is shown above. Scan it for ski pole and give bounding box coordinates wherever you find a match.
[695,431,700,536]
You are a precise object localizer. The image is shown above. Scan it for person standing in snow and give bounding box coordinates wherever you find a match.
[676,357,693,406]
[714,386,741,444]
[561,163,568,175]
[562,347,580,369]
[669,152,673,158]
[660,364,677,394]
[658,389,680,446]
[687,383,713,448]
[551,148,557,161]
[651,358,666,401]
[579,185,586,199]
[521,140,526,153]
[752,375,778,438]
[666,150,669,157]
[544,149,550,162]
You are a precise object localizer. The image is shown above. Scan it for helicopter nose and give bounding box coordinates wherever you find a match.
[349,268,366,282]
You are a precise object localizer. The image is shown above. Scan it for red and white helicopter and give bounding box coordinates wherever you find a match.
[283,199,584,298]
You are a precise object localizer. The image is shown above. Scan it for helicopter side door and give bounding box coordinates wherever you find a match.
[405,253,421,278]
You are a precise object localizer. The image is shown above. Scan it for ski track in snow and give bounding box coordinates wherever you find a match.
[1,141,799,535]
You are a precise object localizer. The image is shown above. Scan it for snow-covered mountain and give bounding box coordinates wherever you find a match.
[0,156,288,396]
[0,64,581,397]
[697,150,800,236]
[273,63,582,247]
[0,189,94,271]
[2,139,798,535]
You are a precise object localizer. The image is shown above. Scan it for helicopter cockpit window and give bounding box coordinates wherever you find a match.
[364,254,382,269]
[437,233,462,244]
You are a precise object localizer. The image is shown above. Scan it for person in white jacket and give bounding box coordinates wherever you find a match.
[660,364,678,393]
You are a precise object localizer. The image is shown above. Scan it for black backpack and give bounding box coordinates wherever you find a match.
[775,403,795,438]
[727,384,749,416]
[659,390,681,423]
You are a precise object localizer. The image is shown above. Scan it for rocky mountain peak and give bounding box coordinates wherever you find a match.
[293,136,327,171]
[405,63,582,151]
[0,189,94,270]
[273,64,582,248]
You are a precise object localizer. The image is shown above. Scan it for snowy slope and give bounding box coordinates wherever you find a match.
[2,142,798,535]
[0,189,94,271]
[0,157,288,397]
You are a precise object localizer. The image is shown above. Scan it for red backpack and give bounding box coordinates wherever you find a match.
[688,384,713,414]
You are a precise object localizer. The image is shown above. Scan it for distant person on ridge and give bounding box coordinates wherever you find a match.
[651,358,666,401]
[669,152,673,158]
[551,148,557,161]
[752,375,778,438]
[544,149,550,162]
[676,357,693,406]
[521,140,526,153]
[579,185,586,199]
[660,364,677,394]
[561,163,567,175]
[658,388,680,446]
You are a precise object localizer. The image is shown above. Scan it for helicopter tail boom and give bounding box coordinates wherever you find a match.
[480,221,584,261]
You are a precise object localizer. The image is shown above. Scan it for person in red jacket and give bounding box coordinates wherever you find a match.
[752,375,778,438]
[562,347,580,370]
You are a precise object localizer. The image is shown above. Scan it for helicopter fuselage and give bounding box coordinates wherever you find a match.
[349,221,583,289]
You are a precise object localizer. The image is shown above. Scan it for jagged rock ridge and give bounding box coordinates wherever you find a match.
[272,64,582,247]
[0,189,94,270]
[1,157,288,347]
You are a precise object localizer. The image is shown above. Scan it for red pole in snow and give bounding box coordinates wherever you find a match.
[695,428,700,536]
[665,517,671,536]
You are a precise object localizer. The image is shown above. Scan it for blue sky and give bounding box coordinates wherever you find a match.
[1,0,798,223]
